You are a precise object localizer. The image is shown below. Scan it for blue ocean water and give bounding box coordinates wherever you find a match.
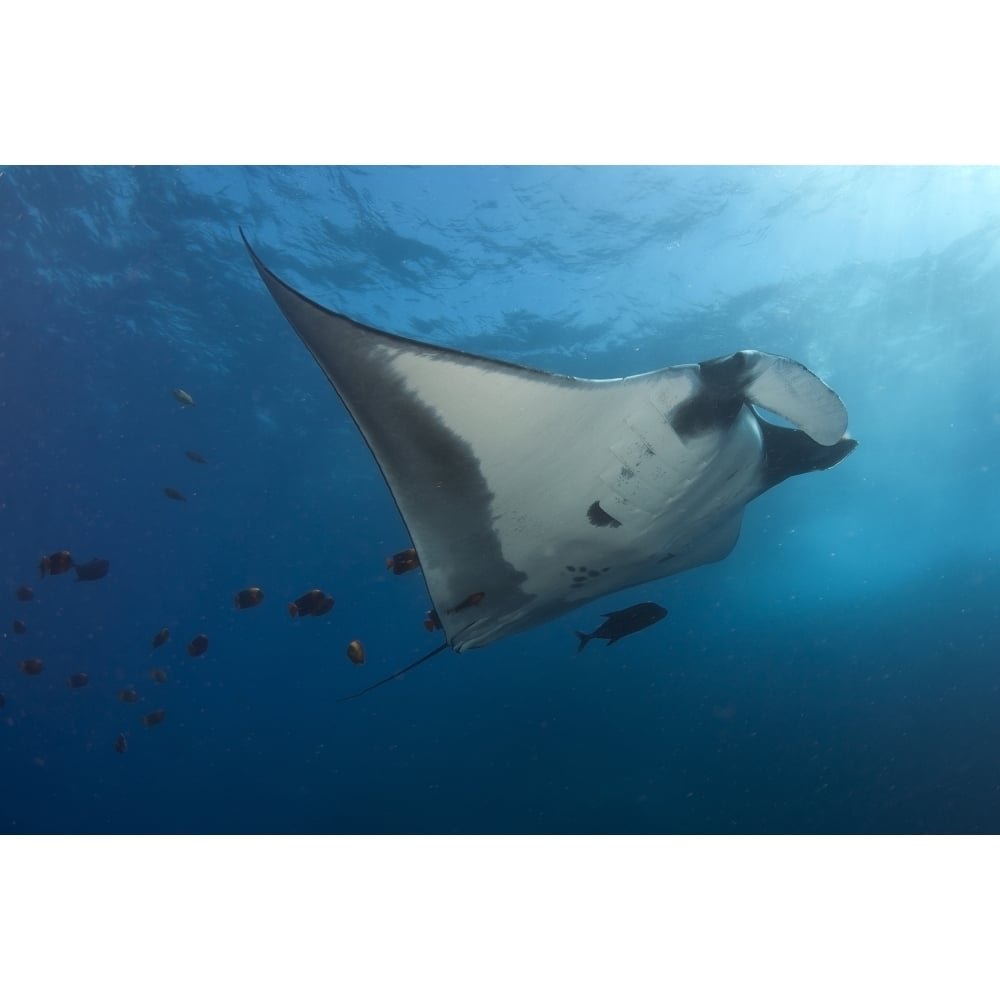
[1,165,998,834]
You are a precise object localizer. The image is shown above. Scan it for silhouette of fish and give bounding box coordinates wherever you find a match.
[287,589,334,618]
[39,550,73,577]
[74,558,109,582]
[234,587,264,610]
[575,602,668,652]
[187,634,209,657]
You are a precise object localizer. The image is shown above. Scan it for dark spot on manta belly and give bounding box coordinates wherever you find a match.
[588,570,600,577]
[587,501,621,528]
[658,552,676,562]
[565,565,576,572]
[573,576,587,583]
[620,466,634,479]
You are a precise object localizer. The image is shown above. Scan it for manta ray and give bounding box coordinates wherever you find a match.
[241,231,857,698]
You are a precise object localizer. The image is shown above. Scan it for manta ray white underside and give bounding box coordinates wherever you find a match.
[243,232,856,656]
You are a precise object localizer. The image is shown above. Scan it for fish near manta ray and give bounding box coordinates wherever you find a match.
[240,230,857,699]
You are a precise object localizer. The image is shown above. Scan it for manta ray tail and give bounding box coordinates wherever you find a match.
[337,643,449,703]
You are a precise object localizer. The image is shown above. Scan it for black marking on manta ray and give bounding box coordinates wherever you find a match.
[671,352,754,440]
[587,501,621,528]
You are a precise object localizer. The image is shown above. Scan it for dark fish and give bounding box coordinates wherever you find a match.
[142,709,166,727]
[346,640,366,665]
[234,587,264,610]
[448,591,485,614]
[163,487,187,502]
[67,672,89,689]
[423,608,442,632]
[74,558,110,582]
[149,668,168,683]
[19,658,43,676]
[575,602,668,652]
[114,732,128,754]
[118,686,140,703]
[15,585,34,602]
[187,634,209,657]
[386,548,420,575]
[39,550,74,577]
[172,388,195,406]
[13,619,27,634]
[152,627,170,649]
[185,450,208,464]
[287,589,334,618]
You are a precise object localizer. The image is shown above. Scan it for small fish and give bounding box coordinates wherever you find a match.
[19,658,43,676]
[386,548,420,575]
[74,557,110,581]
[15,585,34,602]
[423,608,442,632]
[13,619,27,634]
[185,450,208,464]
[142,709,167,727]
[152,627,170,649]
[448,591,485,614]
[67,672,89,689]
[234,587,264,610]
[172,388,195,406]
[118,686,140,703]
[39,550,74,577]
[187,634,209,657]
[346,640,366,665]
[575,602,668,652]
[149,668,168,683]
[163,487,187,502]
[287,589,334,618]
[114,732,128,754]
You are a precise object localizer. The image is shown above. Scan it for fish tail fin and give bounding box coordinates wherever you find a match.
[337,642,449,702]
[575,630,592,653]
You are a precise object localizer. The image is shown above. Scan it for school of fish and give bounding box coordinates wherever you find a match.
[3,386,669,751]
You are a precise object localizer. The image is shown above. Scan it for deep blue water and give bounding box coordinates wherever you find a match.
[1,165,998,833]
